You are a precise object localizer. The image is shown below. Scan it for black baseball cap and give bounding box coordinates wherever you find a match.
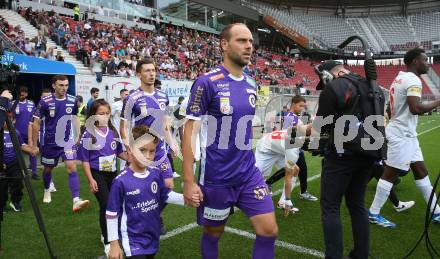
[315,60,343,90]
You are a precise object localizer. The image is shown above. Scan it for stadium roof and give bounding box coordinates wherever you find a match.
[257,0,438,8]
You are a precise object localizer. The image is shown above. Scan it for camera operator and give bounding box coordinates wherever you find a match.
[313,60,385,259]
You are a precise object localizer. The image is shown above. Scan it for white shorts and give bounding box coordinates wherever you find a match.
[385,133,423,171]
[255,148,300,177]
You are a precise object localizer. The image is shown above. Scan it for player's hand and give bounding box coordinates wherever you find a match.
[183,181,203,208]
[89,179,98,193]
[108,241,123,259]
[32,147,39,156]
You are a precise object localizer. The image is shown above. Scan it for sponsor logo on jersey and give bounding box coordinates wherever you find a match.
[66,103,75,107]
[407,87,422,95]
[203,207,230,221]
[216,83,229,89]
[217,91,230,97]
[126,189,141,196]
[246,89,256,95]
[157,91,167,98]
[209,73,225,82]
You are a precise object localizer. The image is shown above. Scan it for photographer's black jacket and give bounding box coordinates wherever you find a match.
[315,73,385,157]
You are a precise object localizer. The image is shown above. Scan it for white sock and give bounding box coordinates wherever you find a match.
[73,197,80,203]
[280,177,296,202]
[370,179,393,214]
[415,176,440,214]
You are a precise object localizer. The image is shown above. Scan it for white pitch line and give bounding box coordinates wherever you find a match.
[160,222,198,240]
[225,226,325,258]
[418,124,440,136]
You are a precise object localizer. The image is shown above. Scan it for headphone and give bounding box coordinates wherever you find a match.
[314,64,335,86]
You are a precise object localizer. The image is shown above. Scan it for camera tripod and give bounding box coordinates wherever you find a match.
[0,98,57,259]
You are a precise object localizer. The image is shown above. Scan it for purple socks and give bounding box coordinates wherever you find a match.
[43,172,52,189]
[252,235,276,259]
[30,155,37,175]
[201,233,219,259]
[68,172,80,199]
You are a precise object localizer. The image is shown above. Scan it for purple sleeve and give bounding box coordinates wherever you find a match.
[77,132,89,162]
[106,178,124,219]
[185,77,212,119]
[159,173,171,210]
[33,100,46,119]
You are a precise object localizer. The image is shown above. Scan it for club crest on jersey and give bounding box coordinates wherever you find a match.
[159,102,166,110]
[249,94,256,108]
[27,107,33,112]
[220,97,232,115]
[253,185,270,200]
[49,107,55,117]
[111,141,117,150]
[66,107,73,114]
[151,181,158,194]
[160,162,170,172]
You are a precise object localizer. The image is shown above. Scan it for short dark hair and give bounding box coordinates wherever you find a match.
[90,87,99,94]
[76,95,83,103]
[178,96,185,102]
[136,58,156,73]
[292,95,306,104]
[19,86,28,93]
[120,88,128,94]
[404,48,425,66]
[52,75,68,85]
[220,23,248,42]
[132,125,159,144]
[42,88,52,94]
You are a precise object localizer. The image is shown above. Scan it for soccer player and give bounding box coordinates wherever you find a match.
[106,125,187,259]
[369,48,440,227]
[78,99,128,256]
[111,88,129,171]
[120,59,177,190]
[183,23,278,259]
[31,75,90,212]
[266,95,318,202]
[255,128,301,214]
[13,86,38,179]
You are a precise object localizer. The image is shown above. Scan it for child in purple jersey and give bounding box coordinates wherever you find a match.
[0,120,36,212]
[78,99,128,256]
[120,59,179,191]
[106,125,190,259]
[13,86,38,179]
[31,75,90,212]
[183,23,277,259]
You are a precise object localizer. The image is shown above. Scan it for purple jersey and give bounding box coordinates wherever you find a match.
[186,65,258,186]
[78,127,123,172]
[13,99,35,140]
[282,112,299,130]
[3,130,24,164]
[33,94,78,146]
[121,88,169,161]
[106,167,170,256]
